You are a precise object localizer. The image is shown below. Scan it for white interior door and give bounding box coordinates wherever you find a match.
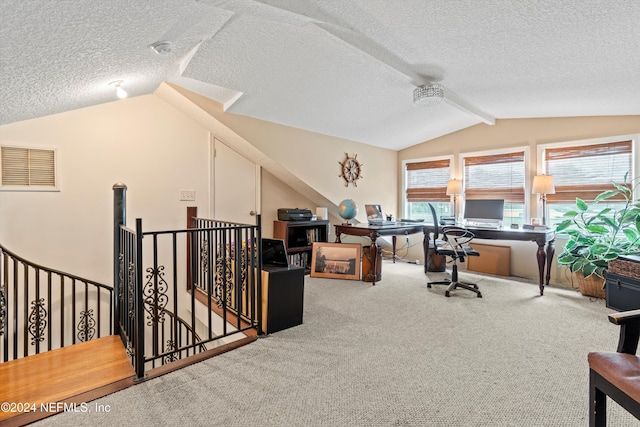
[212,137,260,224]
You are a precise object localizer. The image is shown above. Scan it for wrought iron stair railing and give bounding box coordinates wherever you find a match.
[0,185,263,382]
[0,243,113,362]
[113,182,263,379]
[0,234,244,374]
[116,215,263,379]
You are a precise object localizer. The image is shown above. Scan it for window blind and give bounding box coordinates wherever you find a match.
[406,159,450,202]
[463,151,525,202]
[544,140,632,203]
[1,146,56,187]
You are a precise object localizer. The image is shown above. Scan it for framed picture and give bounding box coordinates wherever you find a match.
[310,242,361,280]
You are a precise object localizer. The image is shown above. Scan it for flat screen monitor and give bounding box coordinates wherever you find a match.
[261,238,289,267]
[463,199,505,221]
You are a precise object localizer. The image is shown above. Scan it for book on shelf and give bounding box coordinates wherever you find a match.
[306,228,321,244]
[288,252,310,268]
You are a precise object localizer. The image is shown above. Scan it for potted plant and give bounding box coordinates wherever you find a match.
[555,176,640,297]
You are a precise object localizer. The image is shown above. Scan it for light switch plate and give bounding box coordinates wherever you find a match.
[180,190,196,201]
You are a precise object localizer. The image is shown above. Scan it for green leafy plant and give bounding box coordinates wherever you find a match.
[555,176,640,278]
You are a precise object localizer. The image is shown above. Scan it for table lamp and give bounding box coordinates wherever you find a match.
[446,179,463,219]
[532,175,555,226]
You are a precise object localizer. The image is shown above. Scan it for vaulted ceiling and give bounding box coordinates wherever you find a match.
[2,0,640,150]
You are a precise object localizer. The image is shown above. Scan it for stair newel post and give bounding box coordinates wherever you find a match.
[113,183,127,336]
[134,218,146,380]
[255,214,263,335]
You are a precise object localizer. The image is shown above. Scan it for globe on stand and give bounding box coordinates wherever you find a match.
[338,199,358,225]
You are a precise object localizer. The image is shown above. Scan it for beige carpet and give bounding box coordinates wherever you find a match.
[34,261,640,426]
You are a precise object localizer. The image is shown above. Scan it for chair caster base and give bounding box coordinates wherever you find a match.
[445,282,482,298]
[445,290,482,298]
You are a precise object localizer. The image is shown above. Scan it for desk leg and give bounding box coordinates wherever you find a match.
[362,241,382,284]
[392,236,397,263]
[423,237,429,273]
[372,241,378,285]
[535,239,547,296]
[335,234,342,243]
[545,239,555,288]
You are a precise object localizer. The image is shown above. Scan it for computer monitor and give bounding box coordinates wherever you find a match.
[463,199,505,221]
[261,238,289,267]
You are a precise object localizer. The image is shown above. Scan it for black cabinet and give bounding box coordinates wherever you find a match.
[606,255,640,311]
[261,264,305,334]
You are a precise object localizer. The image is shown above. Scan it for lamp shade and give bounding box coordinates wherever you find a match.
[532,175,555,195]
[446,179,463,195]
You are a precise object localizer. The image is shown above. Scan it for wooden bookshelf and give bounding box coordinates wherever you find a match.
[273,220,329,274]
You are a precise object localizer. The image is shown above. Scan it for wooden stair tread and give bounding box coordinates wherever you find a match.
[0,335,134,422]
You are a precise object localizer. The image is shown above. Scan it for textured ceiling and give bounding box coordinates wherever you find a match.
[2,0,640,150]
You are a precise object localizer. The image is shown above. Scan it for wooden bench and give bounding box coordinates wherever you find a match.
[588,309,640,426]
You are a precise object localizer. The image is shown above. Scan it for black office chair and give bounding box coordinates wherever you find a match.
[426,203,482,298]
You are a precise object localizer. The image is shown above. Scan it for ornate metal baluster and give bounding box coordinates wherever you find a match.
[215,245,233,308]
[28,298,47,345]
[143,266,168,325]
[163,339,178,364]
[0,287,6,337]
[239,245,247,293]
[127,261,135,318]
[201,240,209,271]
[77,309,96,342]
[118,252,124,303]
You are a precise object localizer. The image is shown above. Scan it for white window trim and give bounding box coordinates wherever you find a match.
[458,145,531,221]
[536,133,638,181]
[0,143,60,192]
[402,154,454,218]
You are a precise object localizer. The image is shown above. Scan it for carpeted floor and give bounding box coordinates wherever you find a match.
[34,261,640,426]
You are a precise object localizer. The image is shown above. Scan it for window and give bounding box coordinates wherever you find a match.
[542,140,633,226]
[405,158,452,219]
[463,150,525,226]
[1,146,57,189]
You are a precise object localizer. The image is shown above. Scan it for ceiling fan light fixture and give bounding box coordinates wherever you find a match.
[413,84,444,107]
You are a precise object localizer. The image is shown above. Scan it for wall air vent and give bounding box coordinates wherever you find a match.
[1,145,57,189]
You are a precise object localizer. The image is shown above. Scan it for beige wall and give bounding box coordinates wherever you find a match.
[261,169,325,238]
[0,95,211,284]
[163,83,398,247]
[0,87,399,284]
[214,113,398,223]
[4,87,638,289]
[398,116,640,286]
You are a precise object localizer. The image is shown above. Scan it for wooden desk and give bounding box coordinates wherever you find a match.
[423,225,555,296]
[334,223,424,284]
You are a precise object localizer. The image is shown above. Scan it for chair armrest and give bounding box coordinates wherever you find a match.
[609,309,640,325]
[609,309,640,354]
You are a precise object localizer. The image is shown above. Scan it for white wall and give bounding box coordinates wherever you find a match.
[0,95,210,284]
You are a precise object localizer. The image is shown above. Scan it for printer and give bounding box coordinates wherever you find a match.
[278,208,313,221]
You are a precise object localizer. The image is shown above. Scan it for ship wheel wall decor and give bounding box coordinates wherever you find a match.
[339,153,363,187]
